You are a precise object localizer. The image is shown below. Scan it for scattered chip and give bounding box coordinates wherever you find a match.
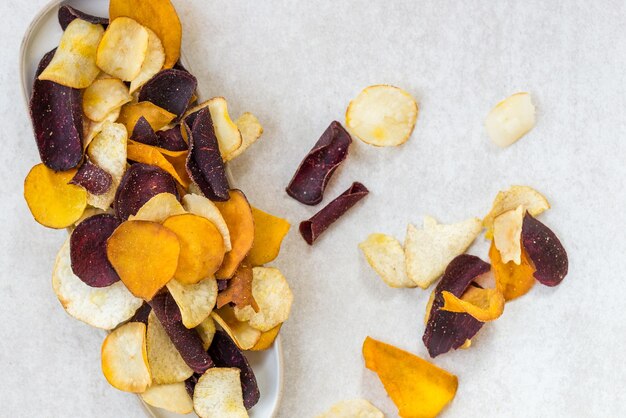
[166,277,218,328]
[128,192,186,223]
[130,28,166,93]
[248,207,290,266]
[489,242,535,301]
[70,160,112,196]
[193,368,248,418]
[359,233,415,288]
[186,98,242,158]
[483,185,550,238]
[346,85,418,147]
[101,321,151,393]
[117,101,176,133]
[225,112,264,161]
[405,216,482,288]
[485,92,536,148]
[58,5,108,31]
[127,141,189,187]
[197,316,216,350]
[182,194,232,251]
[521,213,568,287]
[140,382,194,414]
[214,190,255,278]
[316,399,384,418]
[216,264,258,311]
[139,69,197,118]
[96,17,149,81]
[249,324,282,351]
[211,306,261,350]
[493,205,524,264]
[147,311,193,384]
[286,121,352,205]
[441,287,505,322]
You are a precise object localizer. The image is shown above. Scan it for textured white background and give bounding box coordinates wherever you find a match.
[2,0,626,417]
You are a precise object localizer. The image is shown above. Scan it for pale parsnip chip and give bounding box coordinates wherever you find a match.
[483,185,550,238]
[83,107,121,150]
[87,122,128,209]
[186,98,242,158]
[316,399,384,418]
[359,233,415,288]
[493,205,524,264]
[147,311,193,384]
[211,306,261,350]
[166,277,218,329]
[38,19,104,88]
[83,78,132,122]
[128,192,186,223]
[405,216,482,288]
[182,193,232,251]
[197,316,216,350]
[225,112,264,161]
[485,92,535,148]
[140,382,193,414]
[101,322,151,393]
[193,368,248,418]
[96,17,149,81]
[52,237,142,330]
[346,84,418,147]
[130,28,165,94]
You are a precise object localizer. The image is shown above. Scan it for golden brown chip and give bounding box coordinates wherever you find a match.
[96,17,149,81]
[441,287,505,322]
[249,324,282,351]
[247,207,290,266]
[182,194,231,252]
[216,264,258,311]
[489,241,536,301]
[127,141,189,187]
[117,101,176,133]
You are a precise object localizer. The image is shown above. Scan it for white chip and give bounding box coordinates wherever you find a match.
[196,316,216,350]
[225,112,264,161]
[186,98,243,158]
[52,237,142,330]
[359,233,416,288]
[346,84,418,147]
[83,107,121,150]
[193,368,248,418]
[83,78,132,122]
[493,205,524,264]
[101,322,151,393]
[405,216,483,288]
[128,192,186,223]
[130,28,166,94]
[211,306,261,351]
[147,311,193,384]
[485,92,536,147]
[140,382,193,414]
[87,122,128,209]
[96,17,149,81]
[166,277,218,329]
[182,193,232,251]
[483,185,550,238]
[316,399,384,418]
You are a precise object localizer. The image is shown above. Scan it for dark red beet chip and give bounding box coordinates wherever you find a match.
[217,279,229,292]
[209,331,260,410]
[129,303,152,325]
[185,374,200,398]
[114,163,180,220]
[521,213,568,287]
[30,49,83,171]
[69,214,121,288]
[58,5,108,31]
[423,254,490,358]
[185,108,230,201]
[156,126,188,151]
[130,116,159,146]
[70,160,112,195]
[286,121,352,205]
[149,292,214,374]
[138,69,197,119]
[299,182,369,245]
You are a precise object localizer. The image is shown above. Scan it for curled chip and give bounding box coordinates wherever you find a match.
[106,220,180,300]
[212,306,261,350]
[521,213,569,287]
[405,216,482,289]
[286,121,352,205]
[70,214,121,287]
[493,205,524,264]
[197,316,216,350]
[485,92,536,148]
[83,107,120,151]
[118,101,176,133]
[58,5,108,31]
[52,238,143,329]
[216,264,259,311]
[166,277,218,329]
[441,287,505,322]
[209,331,260,410]
[250,324,281,351]
[129,192,185,223]
[248,207,290,266]
[359,233,416,288]
[87,121,127,210]
[185,98,242,158]
[139,69,197,119]
[182,194,231,251]
[300,182,369,245]
[101,322,151,393]
[147,311,193,384]
[423,254,490,357]
[185,109,231,201]
[346,85,418,147]
[30,49,83,171]
[109,0,182,69]
[130,28,165,93]
[214,190,255,278]
[489,242,535,301]
[82,78,132,122]
[226,112,264,161]
[140,382,193,414]
[96,17,149,81]
[38,19,104,88]
[363,337,458,417]
[234,267,293,332]
[114,163,179,221]
[24,164,87,229]
[193,368,248,418]
[483,185,550,238]
[70,160,112,195]
[127,141,189,187]
[316,399,384,418]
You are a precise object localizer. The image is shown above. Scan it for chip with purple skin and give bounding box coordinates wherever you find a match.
[70,160,112,195]
[138,69,197,119]
[521,213,568,287]
[58,5,108,31]
[130,116,159,146]
[129,303,152,325]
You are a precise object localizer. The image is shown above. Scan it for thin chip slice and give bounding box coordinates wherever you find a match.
[139,69,197,119]
[441,287,505,322]
[359,233,415,288]
[405,216,482,288]
[225,113,264,161]
[141,382,194,414]
[489,241,535,301]
[118,101,176,133]
[52,237,143,330]
[316,399,384,418]
[83,78,132,122]
[130,28,165,93]
[58,5,108,30]
[193,368,248,418]
[216,264,258,311]
[346,85,418,147]
[197,316,216,350]
[249,324,281,351]
[96,17,149,81]
[127,141,189,187]
[248,207,290,266]
[83,107,120,150]
[211,306,261,350]
[483,185,550,238]
[101,322,151,393]
[493,205,524,264]
[166,277,218,328]
[521,213,568,287]
[128,192,186,222]
[485,92,536,148]
[182,194,232,251]
[24,164,87,229]
[147,311,193,384]
[186,98,243,158]
[70,160,113,195]
[39,19,104,88]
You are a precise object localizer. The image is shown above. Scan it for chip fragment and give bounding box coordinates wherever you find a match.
[117,101,176,133]
[214,190,255,278]
[82,78,132,122]
[521,213,568,287]
[485,92,536,148]
[140,382,194,414]
[139,69,197,119]
[211,306,261,350]
[197,316,216,350]
[101,322,151,393]
[193,368,248,418]
[70,160,112,195]
[249,324,282,351]
[316,399,384,418]
[441,287,505,322]
[127,141,189,187]
[83,107,121,150]
[147,311,194,384]
[216,264,259,311]
[489,242,535,301]
[493,205,524,264]
[247,207,290,266]
[130,27,166,93]
[483,185,550,238]
[226,112,264,161]
[359,233,415,288]
[166,277,218,328]
[96,17,149,81]
[58,5,108,31]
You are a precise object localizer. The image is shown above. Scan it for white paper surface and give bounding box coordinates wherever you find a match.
[2,0,625,416]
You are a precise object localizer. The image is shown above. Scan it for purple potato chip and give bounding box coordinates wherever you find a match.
[30,49,83,171]
[299,182,369,245]
[129,303,152,325]
[522,213,568,287]
[114,163,180,220]
[138,69,197,119]
[70,160,112,195]
[286,121,352,205]
[155,126,188,151]
[209,331,260,410]
[423,254,490,358]
[69,214,121,288]
[217,279,229,292]
[149,292,214,374]
[185,108,230,201]
[58,5,108,31]
[185,374,200,398]
[130,116,159,146]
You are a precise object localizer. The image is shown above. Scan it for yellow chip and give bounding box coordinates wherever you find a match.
[83,107,121,150]
[249,324,282,351]
[166,277,218,329]
[441,287,506,322]
[101,322,151,393]
[493,205,524,264]
[140,382,193,414]
[193,368,248,418]
[38,19,104,88]
[117,101,176,133]
[247,207,290,266]
[128,192,186,223]
[359,233,415,288]
[182,193,231,252]
[83,78,132,122]
[316,399,384,418]
[196,316,217,350]
[87,122,128,210]
[96,17,149,81]
[130,28,165,94]
[483,185,550,238]
[211,306,261,350]
[127,141,189,187]
[147,311,193,384]
[185,98,242,159]
[225,112,264,161]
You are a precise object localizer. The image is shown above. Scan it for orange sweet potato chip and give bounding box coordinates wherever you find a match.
[216,263,259,311]
[247,207,290,266]
[214,190,255,279]
[24,164,87,229]
[127,141,189,187]
[249,324,282,351]
[363,336,458,418]
[489,241,535,301]
[162,214,225,285]
[109,0,182,69]
[107,220,180,300]
[441,287,505,322]
[117,101,176,133]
